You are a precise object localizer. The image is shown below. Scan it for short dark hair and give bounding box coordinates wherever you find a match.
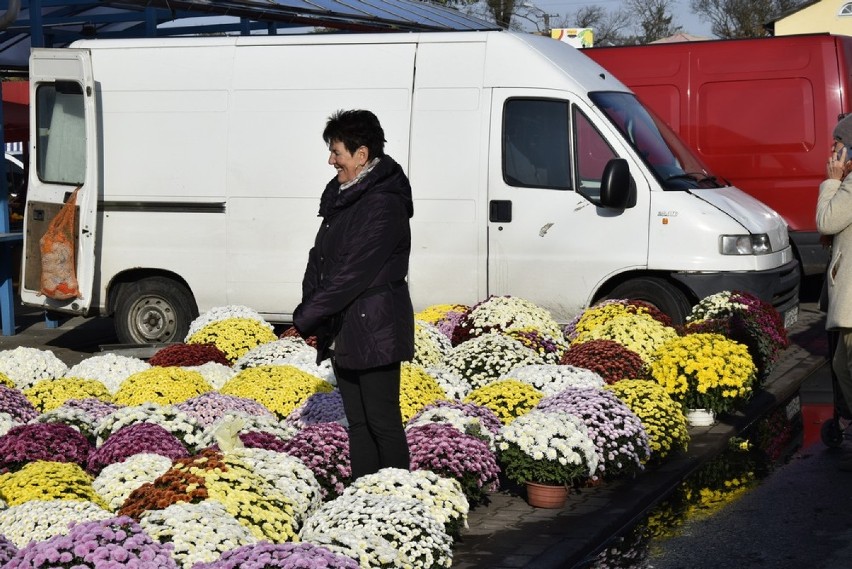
[323,109,386,158]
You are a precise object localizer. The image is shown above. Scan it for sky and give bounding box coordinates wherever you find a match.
[533,0,716,38]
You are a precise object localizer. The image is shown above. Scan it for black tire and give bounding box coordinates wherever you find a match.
[605,277,692,326]
[114,277,197,344]
[821,418,844,448]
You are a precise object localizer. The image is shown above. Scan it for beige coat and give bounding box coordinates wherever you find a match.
[817,175,852,330]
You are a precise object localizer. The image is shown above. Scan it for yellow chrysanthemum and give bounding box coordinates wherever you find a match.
[24,377,112,412]
[464,379,543,425]
[571,313,678,363]
[0,461,109,508]
[0,372,13,388]
[414,304,468,325]
[400,363,448,423]
[187,317,278,363]
[114,367,213,406]
[220,365,333,419]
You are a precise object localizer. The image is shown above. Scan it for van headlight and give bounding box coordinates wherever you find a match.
[720,234,772,255]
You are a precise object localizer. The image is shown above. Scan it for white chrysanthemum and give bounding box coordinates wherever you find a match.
[0,347,68,390]
[424,366,470,401]
[0,499,113,547]
[196,411,298,449]
[0,411,21,437]
[93,453,174,511]
[407,406,494,450]
[185,362,236,390]
[501,364,605,396]
[300,493,453,569]
[233,338,314,369]
[464,296,564,339]
[95,403,204,451]
[140,501,257,569]
[686,290,749,323]
[186,305,274,340]
[445,333,542,390]
[305,528,409,569]
[68,353,151,394]
[413,320,453,368]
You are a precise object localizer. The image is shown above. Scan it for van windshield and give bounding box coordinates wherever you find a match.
[590,91,724,190]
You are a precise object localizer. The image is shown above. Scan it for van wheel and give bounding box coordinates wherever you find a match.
[605,277,692,325]
[114,277,197,345]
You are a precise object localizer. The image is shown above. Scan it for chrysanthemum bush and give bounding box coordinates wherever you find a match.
[536,387,650,480]
[412,320,453,368]
[650,333,757,414]
[233,337,316,370]
[425,366,470,400]
[606,379,689,460]
[24,377,112,413]
[94,403,204,452]
[504,327,567,364]
[0,499,114,548]
[685,290,789,382]
[501,363,606,395]
[186,317,278,364]
[192,542,359,569]
[176,391,275,427]
[0,461,108,508]
[113,367,213,407]
[400,363,447,423]
[496,409,598,486]
[197,412,297,451]
[0,347,68,390]
[87,422,189,475]
[344,468,469,538]
[36,399,122,442]
[564,299,672,342]
[281,422,351,500]
[463,379,543,425]
[305,528,405,569]
[148,342,230,367]
[285,390,347,427]
[445,333,542,390]
[185,362,235,390]
[409,400,503,439]
[220,364,333,419]
[0,422,92,471]
[300,493,454,569]
[570,313,678,363]
[67,353,151,395]
[406,422,499,505]
[414,303,468,326]
[4,515,179,569]
[407,405,496,450]
[186,304,275,339]
[451,295,563,345]
[92,453,174,510]
[560,339,650,384]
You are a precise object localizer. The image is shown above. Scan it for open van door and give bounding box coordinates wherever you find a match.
[20,49,98,315]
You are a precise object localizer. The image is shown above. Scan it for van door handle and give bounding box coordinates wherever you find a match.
[490,200,512,222]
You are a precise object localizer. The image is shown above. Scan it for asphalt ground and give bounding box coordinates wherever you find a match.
[0,297,833,569]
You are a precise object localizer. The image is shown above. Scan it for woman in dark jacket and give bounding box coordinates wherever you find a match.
[293,109,414,479]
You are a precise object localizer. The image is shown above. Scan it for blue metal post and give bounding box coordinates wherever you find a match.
[0,81,15,336]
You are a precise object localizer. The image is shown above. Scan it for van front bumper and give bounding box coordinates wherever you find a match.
[671,259,800,326]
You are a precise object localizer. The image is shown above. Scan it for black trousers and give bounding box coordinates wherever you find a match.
[334,360,410,479]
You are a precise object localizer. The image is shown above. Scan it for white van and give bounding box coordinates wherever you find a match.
[21,31,800,344]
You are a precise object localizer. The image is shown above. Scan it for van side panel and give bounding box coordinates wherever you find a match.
[586,35,846,276]
[409,40,489,309]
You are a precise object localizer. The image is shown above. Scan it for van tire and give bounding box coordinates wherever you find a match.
[606,277,692,325]
[114,277,197,345]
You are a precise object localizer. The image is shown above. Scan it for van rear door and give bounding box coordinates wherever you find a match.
[21,49,98,314]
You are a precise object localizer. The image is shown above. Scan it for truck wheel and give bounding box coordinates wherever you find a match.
[606,277,692,325]
[114,277,197,345]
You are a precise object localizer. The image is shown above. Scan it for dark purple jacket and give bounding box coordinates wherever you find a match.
[292,155,415,369]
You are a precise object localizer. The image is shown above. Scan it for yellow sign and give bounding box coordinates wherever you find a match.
[551,28,594,48]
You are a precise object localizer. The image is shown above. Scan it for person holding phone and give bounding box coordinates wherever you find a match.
[817,113,852,468]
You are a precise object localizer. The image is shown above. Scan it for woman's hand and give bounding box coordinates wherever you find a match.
[828,146,849,180]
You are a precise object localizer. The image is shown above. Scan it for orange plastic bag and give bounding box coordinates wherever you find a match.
[39,187,81,300]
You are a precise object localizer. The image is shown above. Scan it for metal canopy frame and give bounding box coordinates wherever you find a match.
[0,0,498,70]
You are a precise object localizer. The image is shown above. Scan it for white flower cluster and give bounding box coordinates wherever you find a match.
[0,411,21,437]
[502,364,605,396]
[498,410,600,475]
[68,353,151,394]
[413,320,453,368]
[467,296,564,339]
[35,406,98,438]
[95,403,204,451]
[227,447,323,526]
[185,362,235,390]
[0,499,113,547]
[407,407,494,450]
[140,501,257,569]
[0,347,68,390]
[425,366,470,400]
[445,333,542,390]
[300,493,453,569]
[186,305,275,340]
[196,412,298,449]
[346,468,469,531]
[305,528,407,569]
[233,339,335,385]
[93,453,174,510]
[685,290,748,323]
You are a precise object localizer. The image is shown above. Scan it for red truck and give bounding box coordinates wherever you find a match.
[585,33,852,277]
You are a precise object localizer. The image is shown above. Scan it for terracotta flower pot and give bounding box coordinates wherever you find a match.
[525,481,568,509]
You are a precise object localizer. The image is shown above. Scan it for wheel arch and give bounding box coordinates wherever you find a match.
[592,270,696,306]
[106,269,197,317]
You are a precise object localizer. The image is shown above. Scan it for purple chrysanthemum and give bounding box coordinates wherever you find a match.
[281,422,351,499]
[0,386,38,423]
[410,400,503,436]
[60,398,124,421]
[87,423,189,474]
[285,391,346,427]
[191,541,359,569]
[0,534,16,564]
[176,392,274,426]
[0,423,92,471]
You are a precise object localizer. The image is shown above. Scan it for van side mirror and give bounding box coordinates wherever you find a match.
[599,158,636,209]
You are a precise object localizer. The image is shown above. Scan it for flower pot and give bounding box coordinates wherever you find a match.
[525,481,568,509]
[686,408,716,427]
